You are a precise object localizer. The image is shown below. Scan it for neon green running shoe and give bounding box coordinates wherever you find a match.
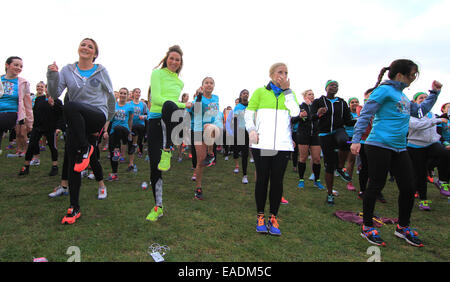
[158,150,172,171]
[146,206,164,222]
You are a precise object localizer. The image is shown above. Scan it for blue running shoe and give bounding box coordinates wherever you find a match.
[298,179,305,189]
[314,180,325,190]
[256,214,268,234]
[267,215,281,236]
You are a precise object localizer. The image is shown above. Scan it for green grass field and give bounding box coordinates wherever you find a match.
[0,141,448,262]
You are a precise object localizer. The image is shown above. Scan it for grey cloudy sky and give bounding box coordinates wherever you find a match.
[3,0,449,112]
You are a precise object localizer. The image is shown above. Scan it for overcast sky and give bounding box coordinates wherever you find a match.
[3,0,450,113]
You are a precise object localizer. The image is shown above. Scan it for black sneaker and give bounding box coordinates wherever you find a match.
[202,154,215,167]
[326,194,335,206]
[18,166,29,176]
[194,188,204,200]
[361,225,386,246]
[336,169,352,182]
[394,225,424,247]
[49,165,58,176]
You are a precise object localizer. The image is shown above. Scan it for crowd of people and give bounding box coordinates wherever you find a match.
[1,39,449,248]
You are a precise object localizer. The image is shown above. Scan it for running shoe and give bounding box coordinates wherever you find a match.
[191,173,196,181]
[146,206,164,222]
[394,225,424,247]
[61,207,81,225]
[426,175,434,183]
[106,173,119,181]
[6,144,14,150]
[111,150,121,162]
[336,168,352,182]
[18,166,29,176]
[202,154,215,167]
[308,173,315,181]
[256,214,268,234]
[250,158,254,163]
[347,182,356,191]
[298,179,305,189]
[30,158,40,166]
[280,197,289,205]
[224,156,229,161]
[267,215,281,236]
[242,175,248,184]
[361,225,386,246]
[418,200,431,211]
[49,166,58,176]
[194,188,204,200]
[158,150,172,171]
[438,182,450,197]
[98,186,107,200]
[74,145,93,173]
[87,173,95,180]
[233,166,239,174]
[332,189,339,197]
[48,185,68,198]
[314,180,325,190]
[358,191,364,200]
[326,194,335,206]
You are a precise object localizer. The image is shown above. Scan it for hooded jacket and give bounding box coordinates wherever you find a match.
[244,83,300,151]
[310,95,354,135]
[407,112,442,147]
[46,63,116,121]
[32,95,64,132]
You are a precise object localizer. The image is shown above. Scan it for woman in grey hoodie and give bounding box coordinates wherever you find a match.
[47,38,116,224]
[407,92,449,210]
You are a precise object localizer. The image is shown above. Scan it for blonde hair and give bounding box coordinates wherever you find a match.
[269,62,287,76]
[302,89,313,97]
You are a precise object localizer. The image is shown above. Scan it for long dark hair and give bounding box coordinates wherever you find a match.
[372,59,419,89]
[5,56,22,73]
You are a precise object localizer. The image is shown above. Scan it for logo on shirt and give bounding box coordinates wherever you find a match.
[395,96,410,115]
[1,81,15,96]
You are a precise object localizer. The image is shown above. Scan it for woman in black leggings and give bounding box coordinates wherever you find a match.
[47,38,115,224]
[351,59,442,247]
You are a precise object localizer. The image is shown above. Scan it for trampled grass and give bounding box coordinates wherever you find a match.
[0,142,448,262]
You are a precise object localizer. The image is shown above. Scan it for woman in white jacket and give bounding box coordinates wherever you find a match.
[245,62,299,236]
[407,92,449,211]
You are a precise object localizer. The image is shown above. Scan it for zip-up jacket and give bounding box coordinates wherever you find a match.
[311,95,355,135]
[32,95,64,132]
[244,83,300,151]
[407,112,442,148]
[47,62,116,121]
[291,102,318,137]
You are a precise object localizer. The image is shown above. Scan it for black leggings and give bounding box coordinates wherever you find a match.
[25,129,58,162]
[233,130,249,176]
[148,118,164,207]
[161,101,183,149]
[253,149,290,216]
[319,128,349,174]
[109,125,130,173]
[363,144,415,227]
[407,142,449,200]
[64,102,105,210]
[358,143,369,192]
[131,124,146,153]
[0,112,17,148]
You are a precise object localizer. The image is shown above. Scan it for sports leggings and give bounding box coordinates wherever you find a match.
[161,101,183,149]
[148,118,164,207]
[109,125,130,174]
[363,144,415,227]
[319,128,349,174]
[233,130,249,176]
[0,112,17,148]
[64,102,106,210]
[252,149,290,216]
[25,129,58,162]
[407,142,449,200]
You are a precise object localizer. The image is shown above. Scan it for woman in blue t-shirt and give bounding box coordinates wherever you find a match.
[1,56,33,154]
[351,59,442,247]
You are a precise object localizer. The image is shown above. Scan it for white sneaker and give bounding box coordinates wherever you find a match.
[250,158,254,163]
[98,186,107,200]
[30,158,40,166]
[48,185,68,198]
[224,156,229,161]
[309,173,315,181]
[87,173,95,180]
[81,170,89,178]
[234,167,239,174]
[242,175,248,184]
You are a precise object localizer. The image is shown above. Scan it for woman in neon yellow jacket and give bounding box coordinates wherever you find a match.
[244,62,300,236]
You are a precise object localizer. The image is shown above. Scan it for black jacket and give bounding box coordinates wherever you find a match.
[32,95,64,132]
[310,95,355,134]
[291,102,319,136]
